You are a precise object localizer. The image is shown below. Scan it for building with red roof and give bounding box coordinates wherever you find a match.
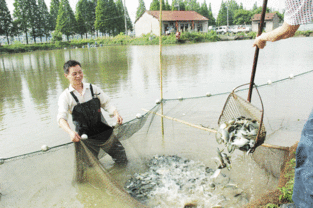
[251,13,280,32]
[135,11,209,37]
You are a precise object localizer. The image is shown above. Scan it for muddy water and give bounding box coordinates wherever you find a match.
[0,37,313,207]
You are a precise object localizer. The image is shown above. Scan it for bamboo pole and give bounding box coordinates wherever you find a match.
[159,0,164,137]
[142,109,290,151]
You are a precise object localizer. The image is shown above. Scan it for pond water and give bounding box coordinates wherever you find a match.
[0,37,313,207]
[0,37,312,158]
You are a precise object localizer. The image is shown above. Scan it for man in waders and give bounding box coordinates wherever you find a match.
[253,1,313,207]
[57,60,127,165]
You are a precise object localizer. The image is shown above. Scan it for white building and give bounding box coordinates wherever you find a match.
[135,11,209,37]
[251,13,280,32]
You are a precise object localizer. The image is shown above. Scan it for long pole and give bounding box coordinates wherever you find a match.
[247,0,268,102]
[159,0,164,136]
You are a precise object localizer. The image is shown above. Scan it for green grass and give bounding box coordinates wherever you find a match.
[0,31,221,54]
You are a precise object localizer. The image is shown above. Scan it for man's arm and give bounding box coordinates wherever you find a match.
[113,110,123,125]
[59,118,81,142]
[253,22,300,49]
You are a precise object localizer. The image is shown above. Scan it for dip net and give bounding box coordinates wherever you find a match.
[1,70,312,207]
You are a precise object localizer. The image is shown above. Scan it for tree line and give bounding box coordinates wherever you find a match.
[0,0,133,44]
[0,0,284,45]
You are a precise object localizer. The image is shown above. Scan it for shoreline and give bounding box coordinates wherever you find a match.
[1,30,312,55]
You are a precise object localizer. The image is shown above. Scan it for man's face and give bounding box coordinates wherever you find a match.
[64,65,84,86]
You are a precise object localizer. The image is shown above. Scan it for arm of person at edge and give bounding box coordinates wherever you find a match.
[253,22,300,49]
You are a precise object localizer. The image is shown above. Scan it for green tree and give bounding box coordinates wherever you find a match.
[107,0,118,35]
[115,0,125,34]
[136,0,146,20]
[233,9,252,25]
[185,0,200,12]
[27,0,42,44]
[216,0,227,26]
[252,6,270,15]
[199,1,215,26]
[75,7,87,38]
[172,0,185,11]
[49,0,60,31]
[55,0,77,41]
[217,0,239,26]
[0,0,12,44]
[13,0,30,44]
[226,0,239,25]
[150,0,160,11]
[37,0,51,42]
[86,0,97,37]
[208,3,216,26]
[76,0,96,38]
[165,0,171,10]
[95,0,110,34]
[11,19,23,42]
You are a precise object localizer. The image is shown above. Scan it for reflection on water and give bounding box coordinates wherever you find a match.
[0,37,313,158]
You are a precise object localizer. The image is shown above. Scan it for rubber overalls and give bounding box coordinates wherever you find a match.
[70,84,127,164]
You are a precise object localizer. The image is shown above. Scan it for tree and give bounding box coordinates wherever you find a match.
[199,1,215,26]
[11,19,23,42]
[172,0,185,11]
[115,0,125,34]
[49,0,60,31]
[150,0,159,11]
[37,0,51,42]
[216,1,227,26]
[27,0,42,44]
[136,0,146,20]
[76,0,87,38]
[252,6,270,15]
[185,0,200,12]
[233,9,252,25]
[107,0,118,35]
[95,0,110,34]
[165,0,171,10]
[13,0,30,44]
[208,3,216,26]
[226,0,239,25]
[0,0,12,44]
[55,0,77,41]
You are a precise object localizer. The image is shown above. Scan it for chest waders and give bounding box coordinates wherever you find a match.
[70,84,127,165]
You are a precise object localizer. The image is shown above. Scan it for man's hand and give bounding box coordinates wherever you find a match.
[114,110,123,125]
[70,130,81,142]
[253,33,267,49]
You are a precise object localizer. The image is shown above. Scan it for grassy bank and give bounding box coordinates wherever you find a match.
[1,30,312,54]
[0,31,219,54]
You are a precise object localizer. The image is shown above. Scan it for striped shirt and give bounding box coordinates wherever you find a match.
[285,0,313,25]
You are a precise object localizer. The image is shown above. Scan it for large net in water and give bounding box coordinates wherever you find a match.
[1,70,313,207]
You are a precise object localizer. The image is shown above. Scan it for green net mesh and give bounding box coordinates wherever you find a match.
[1,70,312,207]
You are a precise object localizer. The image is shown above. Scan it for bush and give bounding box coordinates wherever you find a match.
[52,30,63,42]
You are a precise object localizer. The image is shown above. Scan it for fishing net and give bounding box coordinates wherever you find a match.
[1,70,313,207]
